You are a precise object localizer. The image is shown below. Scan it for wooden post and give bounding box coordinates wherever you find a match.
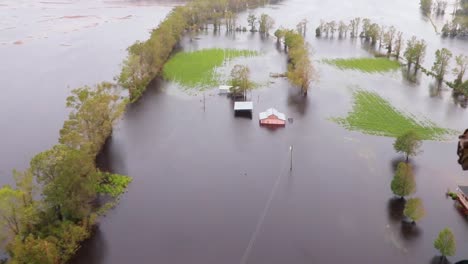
[203,93,206,112]
[289,145,293,171]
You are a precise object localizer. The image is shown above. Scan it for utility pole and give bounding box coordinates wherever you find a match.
[289,145,293,171]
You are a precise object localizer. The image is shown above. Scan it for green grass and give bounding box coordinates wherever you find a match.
[323,57,401,73]
[163,48,258,88]
[331,90,456,140]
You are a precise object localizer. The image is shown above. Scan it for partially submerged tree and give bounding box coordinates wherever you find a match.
[383,26,396,57]
[296,19,308,37]
[434,228,456,260]
[259,13,274,35]
[432,48,453,83]
[404,198,426,223]
[247,13,257,32]
[420,0,433,14]
[414,39,427,73]
[328,20,337,37]
[453,54,468,86]
[274,28,285,44]
[393,31,403,59]
[230,65,252,99]
[338,20,348,38]
[404,37,426,73]
[349,17,361,38]
[393,131,422,162]
[391,162,416,198]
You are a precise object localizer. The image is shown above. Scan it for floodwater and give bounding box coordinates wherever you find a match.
[0,0,175,185]
[3,0,468,263]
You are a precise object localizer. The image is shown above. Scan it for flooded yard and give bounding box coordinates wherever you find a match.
[1,0,468,263]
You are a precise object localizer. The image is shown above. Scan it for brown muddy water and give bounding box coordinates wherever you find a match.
[2,0,468,263]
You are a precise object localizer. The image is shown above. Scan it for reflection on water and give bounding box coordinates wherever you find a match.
[387,197,406,223]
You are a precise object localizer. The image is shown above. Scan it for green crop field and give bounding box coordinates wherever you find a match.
[331,90,456,140]
[163,48,258,89]
[323,57,401,73]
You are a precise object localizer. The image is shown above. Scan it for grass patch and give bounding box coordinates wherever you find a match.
[323,57,401,73]
[331,90,456,140]
[163,48,258,88]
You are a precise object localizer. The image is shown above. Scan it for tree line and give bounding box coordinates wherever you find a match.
[422,0,468,38]
[315,17,468,101]
[0,83,131,263]
[274,28,315,96]
[391,131,457,262]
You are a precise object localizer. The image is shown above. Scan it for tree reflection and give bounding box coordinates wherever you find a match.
[400,221,423,241]
[429,255,453,264]
[387,197,406,223]
[287,90,310,116]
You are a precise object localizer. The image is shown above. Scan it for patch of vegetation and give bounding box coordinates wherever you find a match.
[97,172,133,198]
[331,90,456,140]
[323,57,401,73]
[163,48,258,89]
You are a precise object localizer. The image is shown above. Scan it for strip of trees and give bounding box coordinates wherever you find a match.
[274,29,315,96]
[1,83,131,263]
[391,131,426,224]
[390,132,458,262]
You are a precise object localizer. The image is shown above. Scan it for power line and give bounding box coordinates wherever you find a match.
[239,149,290,264]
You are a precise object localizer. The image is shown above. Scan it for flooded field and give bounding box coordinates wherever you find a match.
[0,0,174,185]
[2,0,468,263]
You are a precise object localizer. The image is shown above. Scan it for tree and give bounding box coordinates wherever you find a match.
[383,26,396,56]
[59,82,127,156]
[288,54,314,96]
[453,54,468,86]
[230,65,252,99]
[393,131,422,162]
[393,31,403,59]
[338,21,348,38]
[296,19,308,37]
[274,28,285,44]
[7,235,60,264]
[434,228,456,259]
[361,18,371,39]
[30,145,100,221]
[259,13,274,35]
[368,23,380,45]
[420,0,433,14]
[404,36,418,70]
[414,39,427,73]
[349,17,361,38]
[327,21,337,37]
[404,198,426,223]
[0,169,38,242]
[391,162,416,198]
[432,48,453,83]
[247,13,257,32]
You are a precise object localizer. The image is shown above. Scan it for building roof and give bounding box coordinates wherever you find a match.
[234,101,253,111]
[459,185,468,195]
[259,108,286,121]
